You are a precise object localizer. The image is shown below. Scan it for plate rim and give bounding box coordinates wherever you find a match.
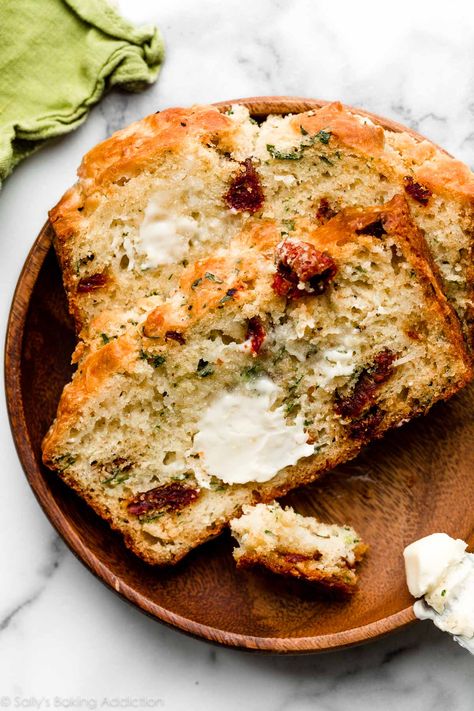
[5,96,426,653]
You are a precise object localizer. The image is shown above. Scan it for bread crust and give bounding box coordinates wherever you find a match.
[234,542,368,594]
[42,336,137,461]
[292,101,385,156]
[48,105,238,333]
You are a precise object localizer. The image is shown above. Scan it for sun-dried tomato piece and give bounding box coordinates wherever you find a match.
[271,271,297,298]
[316,198,337,223]
[77,272,108,293]
[335,349,396,419]
[127,482,199,517]
[246,316,266,355]
[349,407,384,440]
[165,330,186,345]
[403,176,432,206]
[224,158,264,213]
[272,240,337,299]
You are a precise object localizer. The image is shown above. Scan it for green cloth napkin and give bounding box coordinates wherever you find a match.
[0,0,164,185]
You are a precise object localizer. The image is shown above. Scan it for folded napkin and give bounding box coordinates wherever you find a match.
[0,0,164,185]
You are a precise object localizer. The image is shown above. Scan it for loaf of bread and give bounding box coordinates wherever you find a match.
[43,153,472,563]
[230,502,367,592]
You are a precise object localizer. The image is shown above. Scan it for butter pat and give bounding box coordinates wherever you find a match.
[404,533,466,597]
[136,188,199,268]
[404,533,474,655]
[190,378,313,486]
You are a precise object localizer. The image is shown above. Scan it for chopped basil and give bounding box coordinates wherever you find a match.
[319,155,333,166]
[140,511,165,524]
[285,400,299,415]
[140,350,166,368]
[272,346,286,364]
[289,375,304,391]
[197,359,214,377]
[205,272,223,283]
[219,288,237,305]
[441,589,447,597]
[316,129,331,145]
[267,144,304,160]
[101,333,111,344]
[268,129,332,163]
[285,375,303,415]
[264,529,275,536]
[241,364,264,381]
[191,278,203,289]
[171,473,189,481]
[55,453,76,471]
[102,470,130,488]
[210,479,226,492]
[75,253,95,275]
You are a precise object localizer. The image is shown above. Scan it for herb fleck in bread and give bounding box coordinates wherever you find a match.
[230,502,367,592]
[42,186,472,564]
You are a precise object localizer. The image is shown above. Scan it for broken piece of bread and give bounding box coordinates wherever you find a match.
[230,502,367,592]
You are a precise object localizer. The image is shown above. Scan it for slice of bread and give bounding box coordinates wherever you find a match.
[48,102,474,354]
[255,103,474,348]
[48,105,259,343]
[230,502,367,592]
[42,194,472,564]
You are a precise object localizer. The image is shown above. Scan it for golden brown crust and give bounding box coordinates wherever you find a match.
[78,107,233,190]
[234,541,368,593]
[415,154,474,201]
[42,335,137,463]
[292,102,474,203]
[48,105,239,334]
[143,251,260,339]
[292,101,385,156]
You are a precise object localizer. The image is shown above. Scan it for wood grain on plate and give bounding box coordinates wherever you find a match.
[5,98,474,653]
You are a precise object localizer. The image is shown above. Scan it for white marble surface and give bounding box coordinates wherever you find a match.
[1,0,473,707]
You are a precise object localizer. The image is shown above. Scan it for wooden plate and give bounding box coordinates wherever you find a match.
[5,97,474,652]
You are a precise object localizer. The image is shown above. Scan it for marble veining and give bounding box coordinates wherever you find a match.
[1,0,473,708]
[0,536,66,632]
